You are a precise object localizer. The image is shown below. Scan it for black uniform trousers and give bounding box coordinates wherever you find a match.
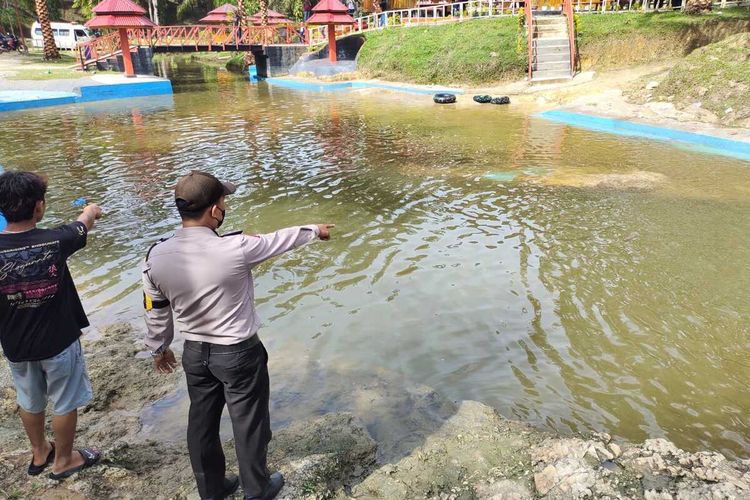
[182,336,272,499]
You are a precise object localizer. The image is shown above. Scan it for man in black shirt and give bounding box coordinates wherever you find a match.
[0,171,102,480]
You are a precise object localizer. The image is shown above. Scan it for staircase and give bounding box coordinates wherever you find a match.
[530,12,573,82]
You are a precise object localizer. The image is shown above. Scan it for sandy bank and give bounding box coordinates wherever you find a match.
[466,63,750,146]
[1,324,748,499]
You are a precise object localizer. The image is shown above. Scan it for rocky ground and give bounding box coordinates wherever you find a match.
[1,324,749,499]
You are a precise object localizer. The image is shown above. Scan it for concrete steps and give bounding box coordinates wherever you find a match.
[530,14,572,82]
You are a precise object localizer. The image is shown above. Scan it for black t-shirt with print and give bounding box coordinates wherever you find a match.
[0,222,90,362]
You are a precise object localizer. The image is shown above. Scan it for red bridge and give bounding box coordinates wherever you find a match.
[76,24,305,69]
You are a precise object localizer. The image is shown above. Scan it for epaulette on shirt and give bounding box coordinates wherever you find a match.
[145,235,173,262]
[221,230,244,237]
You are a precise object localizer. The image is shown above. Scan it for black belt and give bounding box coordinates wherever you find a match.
[184,335,261,366]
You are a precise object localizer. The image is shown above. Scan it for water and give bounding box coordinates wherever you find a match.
[1,61,749,460]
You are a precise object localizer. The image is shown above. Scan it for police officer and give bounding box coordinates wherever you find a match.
[143,171,334,500]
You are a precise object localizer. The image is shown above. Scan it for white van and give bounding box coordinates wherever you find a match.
[31,22,93,50]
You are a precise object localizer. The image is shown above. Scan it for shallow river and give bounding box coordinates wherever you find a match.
[1,60,748,459]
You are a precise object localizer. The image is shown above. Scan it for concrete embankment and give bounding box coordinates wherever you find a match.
[1,324,748,499]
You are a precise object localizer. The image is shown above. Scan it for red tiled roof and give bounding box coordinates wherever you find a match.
[208,3,238,14]
[86,14,157,27]
[311,0,349,13]
[307,11,354,24]
[92,0,147,15]
[199,13,232,23]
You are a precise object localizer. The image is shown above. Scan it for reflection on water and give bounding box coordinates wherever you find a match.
[1,59,748,459]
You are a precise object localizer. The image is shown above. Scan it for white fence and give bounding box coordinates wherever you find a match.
[308,0,749,45]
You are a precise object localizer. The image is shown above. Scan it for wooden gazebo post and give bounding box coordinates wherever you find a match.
[85,0,157,77]
[307,0,354,64]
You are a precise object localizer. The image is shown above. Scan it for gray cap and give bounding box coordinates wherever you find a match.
[175,171,236,213]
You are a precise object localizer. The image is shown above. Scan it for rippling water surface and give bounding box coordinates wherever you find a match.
[1,60,749,458]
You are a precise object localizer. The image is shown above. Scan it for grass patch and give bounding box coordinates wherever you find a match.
[357,17,526,85]
[577,8,750,68]
[7,67,85,80]
[648,32,750,125]
[4,49,85,79]
[578,7,749,38]
[19,48,80,65]
[356,8,749,85]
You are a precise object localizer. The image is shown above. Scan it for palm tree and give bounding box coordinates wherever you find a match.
[259,0,268,25]
[236,0,247,27]
[34,0,59,59]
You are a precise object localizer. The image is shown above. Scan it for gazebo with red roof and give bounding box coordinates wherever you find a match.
[86,0,156,77]
[307,0,354,63]
[200,3,238,24]
[248,9,291,25]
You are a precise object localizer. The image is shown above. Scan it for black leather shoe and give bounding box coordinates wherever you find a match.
[216,475,240,500]
[244,472,284,500]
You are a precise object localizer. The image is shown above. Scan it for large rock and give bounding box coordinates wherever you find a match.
[620,438,750,499]
[269,413,377,499]
[350,401,538,499]
[531,436,642,499]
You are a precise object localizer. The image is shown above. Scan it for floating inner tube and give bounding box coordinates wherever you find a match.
[433,93,456,104]
[473,95,492,104]
[491,96,511,105]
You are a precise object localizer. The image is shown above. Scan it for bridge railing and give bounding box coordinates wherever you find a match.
[76,24,306,69]
[308,0,522,45]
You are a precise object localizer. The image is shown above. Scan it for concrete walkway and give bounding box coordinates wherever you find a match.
[0,74,173,112]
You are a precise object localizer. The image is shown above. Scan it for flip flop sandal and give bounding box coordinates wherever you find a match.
[27,442,55,476]
[48,448,101,481]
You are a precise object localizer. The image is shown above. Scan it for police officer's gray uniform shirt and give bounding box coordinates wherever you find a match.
[143,225,319,350]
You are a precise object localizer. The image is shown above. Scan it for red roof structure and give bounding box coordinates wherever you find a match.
[306,0,353,63]
[307,0,354,25]
[199,3,238,24]
[86,14,157,27]
[86,0,156,28]
[85,0,156,76]
[248,9,292,25]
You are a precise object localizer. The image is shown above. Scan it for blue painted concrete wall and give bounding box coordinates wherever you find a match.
[77,80,173,103]
[0,80,174,113]
[539,110,750,162]
[0,94,77,113]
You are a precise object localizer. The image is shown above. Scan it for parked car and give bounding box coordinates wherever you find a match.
[31,22,93,50]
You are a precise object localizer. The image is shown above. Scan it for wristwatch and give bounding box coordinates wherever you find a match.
[149,345,167,358]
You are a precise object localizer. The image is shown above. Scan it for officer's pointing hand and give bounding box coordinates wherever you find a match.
[317,224,335,241]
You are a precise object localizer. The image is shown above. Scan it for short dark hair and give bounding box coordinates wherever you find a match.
[177,204,212,221]
[0,171,48,223]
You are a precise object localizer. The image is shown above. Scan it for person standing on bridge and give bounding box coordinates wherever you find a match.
[143,171,334,500]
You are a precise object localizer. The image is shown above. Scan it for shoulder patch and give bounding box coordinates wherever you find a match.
[145,235,173,261]
[221,230,244,237]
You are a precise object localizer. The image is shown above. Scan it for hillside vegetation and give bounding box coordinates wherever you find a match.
[356,7,750,85]
[577,8,750,69]
[646,32,750,126]
[357,17,525,85]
